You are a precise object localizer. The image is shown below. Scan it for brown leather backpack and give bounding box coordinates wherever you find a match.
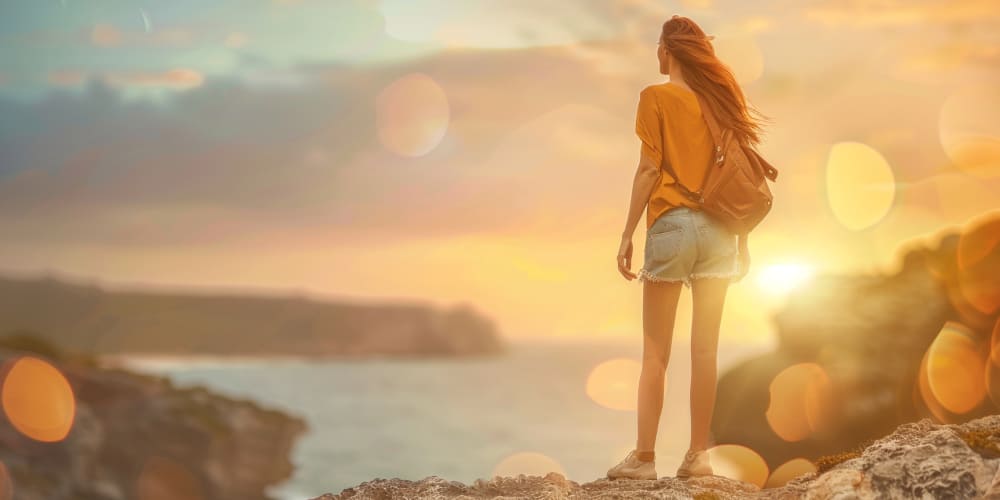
[661,92,779,236]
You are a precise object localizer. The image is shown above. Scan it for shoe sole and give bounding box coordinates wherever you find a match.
[676,472,713,479]
[607,469,658,480]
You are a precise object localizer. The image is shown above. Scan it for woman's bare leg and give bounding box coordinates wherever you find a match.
[636,279,683,458]
[688,277,729,451]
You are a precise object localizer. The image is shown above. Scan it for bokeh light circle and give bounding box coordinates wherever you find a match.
[939,82,1000,178]
[1,356,76,442]
[707,444,769,487]
[585,358,643,411]
[924,322,986,415]
[766,362,834,442]
[375,72,450,157]
[825,141,896,231]
[956,215,1000,315]
[765,457,817,488]
[492,451,565,479]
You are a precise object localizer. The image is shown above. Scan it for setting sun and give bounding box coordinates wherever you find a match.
[755,263,815,295]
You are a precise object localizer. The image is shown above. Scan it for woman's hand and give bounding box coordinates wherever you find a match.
[617,235,638,280]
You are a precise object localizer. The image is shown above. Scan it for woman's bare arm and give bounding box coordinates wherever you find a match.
[621,146,662,239]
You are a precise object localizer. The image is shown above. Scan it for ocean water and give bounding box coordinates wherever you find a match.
[119,337,772,499]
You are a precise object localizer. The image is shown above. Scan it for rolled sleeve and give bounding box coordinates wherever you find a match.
[635,87,669,180]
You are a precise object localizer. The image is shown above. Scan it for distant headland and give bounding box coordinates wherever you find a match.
[0,273,508,359]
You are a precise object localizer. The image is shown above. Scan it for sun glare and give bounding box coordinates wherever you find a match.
[756,263,815,295]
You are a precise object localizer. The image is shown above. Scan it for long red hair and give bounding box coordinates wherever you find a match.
[660,15,771,148]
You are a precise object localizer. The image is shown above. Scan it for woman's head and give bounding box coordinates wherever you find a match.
[656,15,714,77]
[656,15,771,147]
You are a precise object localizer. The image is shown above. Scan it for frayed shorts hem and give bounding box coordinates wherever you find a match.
[690,270,740,281]
[638,268,691,288]
[638,268,740,288]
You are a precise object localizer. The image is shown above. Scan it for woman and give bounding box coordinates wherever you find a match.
[607,15,770,480]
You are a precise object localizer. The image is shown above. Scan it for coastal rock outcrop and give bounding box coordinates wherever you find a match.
[0,334,307,500]
[314,413,1000,499]
[711,213,1000,473]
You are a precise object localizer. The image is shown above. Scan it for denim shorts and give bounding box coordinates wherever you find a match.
[638,206,740,288]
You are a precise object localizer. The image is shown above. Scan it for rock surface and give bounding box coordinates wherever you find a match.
[313,414,1000,499]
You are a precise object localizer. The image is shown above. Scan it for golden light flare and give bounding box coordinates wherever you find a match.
[585,358,643,411]
[939,83,1000,178]
[765,363,834,442]
[0,356,76,442]
[375,72,450,157]
[824,141,896,231]
[492,451,565,479]
[713,34,764,85]
[955,214,1000,315]
[707,444,769,487]
[755,263,814,296]
[923,322,987,416]
[765,457,817,488]
[136,455,207,500]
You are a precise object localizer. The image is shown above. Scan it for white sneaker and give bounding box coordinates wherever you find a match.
[676,449,712,478]
[606,449,657,480]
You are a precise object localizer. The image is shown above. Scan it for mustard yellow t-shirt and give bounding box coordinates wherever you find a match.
[634,82,715,230]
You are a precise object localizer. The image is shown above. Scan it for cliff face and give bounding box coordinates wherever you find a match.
[313,414,1000,499]
[0,275,507,358]
[0,336,307,500]
[710,213,1000,472]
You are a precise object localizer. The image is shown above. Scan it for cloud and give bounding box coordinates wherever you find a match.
[224,32,249,49]
[800,0,1000,78]
[89,23,197,48]
[803,0,1000,27]
[0,43,631,249]
[90,23,122,47]
[103,68,204,88]
[897,40,1000,72]
[48,70,87,86]
[2,0,998,256]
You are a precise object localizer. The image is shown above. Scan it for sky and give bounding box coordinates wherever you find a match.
[1,0,998,342]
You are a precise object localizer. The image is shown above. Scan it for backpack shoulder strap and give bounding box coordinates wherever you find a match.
[661,92,724,202]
